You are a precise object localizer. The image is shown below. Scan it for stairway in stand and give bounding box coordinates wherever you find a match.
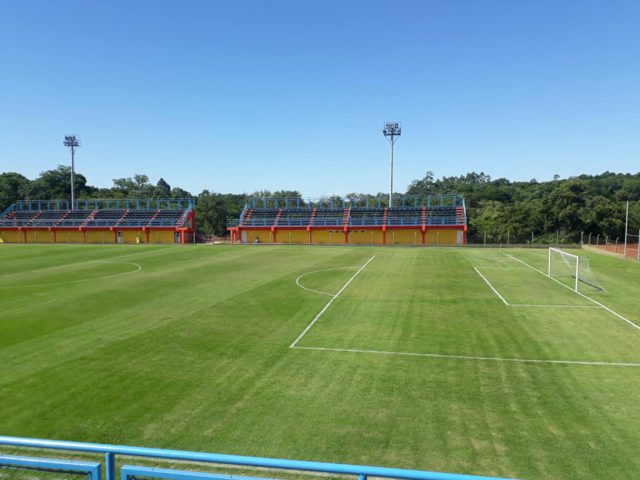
[241,209,253,226]
[308,208,317,226]
[273,208,283,226]
[342,207,351,227]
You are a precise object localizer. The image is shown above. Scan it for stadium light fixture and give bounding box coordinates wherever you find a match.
[63,135,80,210]
[383,122,401,208]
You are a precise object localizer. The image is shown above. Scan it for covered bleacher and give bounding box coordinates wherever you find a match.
[228,194,467,245]
[0,198,195,244]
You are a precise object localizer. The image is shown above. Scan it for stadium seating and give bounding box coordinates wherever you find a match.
[312,209,343,226]
[230,195,468,245]
[275,208,312,227]
[0,199,195,244]
[350,208,385,226]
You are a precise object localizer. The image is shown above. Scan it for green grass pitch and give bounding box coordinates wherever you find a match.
[1,244,640,479]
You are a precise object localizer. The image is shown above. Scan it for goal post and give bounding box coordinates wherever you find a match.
[548,247,579,291]
[548,247,603,293]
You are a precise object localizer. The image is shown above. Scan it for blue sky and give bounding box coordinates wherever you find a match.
[1,0,639,197]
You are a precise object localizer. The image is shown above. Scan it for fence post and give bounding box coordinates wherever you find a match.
[580,231,584,245]
[105,452,115,480]
[588,233,592,245]
[596,234,600,245]
[616,237,619,253]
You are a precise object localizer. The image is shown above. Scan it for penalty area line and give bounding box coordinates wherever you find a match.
[289,255,376,348]
[506,254,640,332]
[509,304,603,309]
[474,266,603,309]
[292,345,640,368]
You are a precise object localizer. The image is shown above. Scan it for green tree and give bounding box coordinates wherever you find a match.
[20,166,89,200]
[0,172,29,211]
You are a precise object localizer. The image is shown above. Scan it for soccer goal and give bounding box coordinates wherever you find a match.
[548,247,604,292]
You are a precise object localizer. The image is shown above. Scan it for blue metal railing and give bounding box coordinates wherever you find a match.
[13,198,195,212]
[0,454,101,480]
[462,197,467,224]
[348,218,384,226]
[0,436,514,480]
[277,219,310,227]
[245,194,465,210]
[0,204,14,220]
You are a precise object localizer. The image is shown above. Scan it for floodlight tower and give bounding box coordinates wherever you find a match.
[63,135,80,209]
[383,122,401,208]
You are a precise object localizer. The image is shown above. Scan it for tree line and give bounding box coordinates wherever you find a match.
[1,165,639,243]
[407,171,640,243]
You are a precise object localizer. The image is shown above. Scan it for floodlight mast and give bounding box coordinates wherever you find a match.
[383,122,401,208]
[63,135,80,210]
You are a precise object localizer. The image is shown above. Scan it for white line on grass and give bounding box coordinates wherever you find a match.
[0,262,143,288]
[506,254,640,331]
[509,304,602,309]
[295,266,360,297]
[474,266,605,309]
[473,267,510,305]
[289,256,376,348]
[292,345,640,368]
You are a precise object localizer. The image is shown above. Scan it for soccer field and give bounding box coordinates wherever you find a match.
[1,244,640,479]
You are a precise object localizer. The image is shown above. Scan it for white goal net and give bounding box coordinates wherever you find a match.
[548,248,604,292]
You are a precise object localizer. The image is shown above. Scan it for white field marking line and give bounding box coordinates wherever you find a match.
[295,266,360,297]
[0,262,143,289]
[473,267,509,305]
[506,254,640,331]
[473,266,525,269]
[290,256,376,348]
[0,246,174,279]
[475,266,604,309]
[509,304,602,309]
[292,345,640,368]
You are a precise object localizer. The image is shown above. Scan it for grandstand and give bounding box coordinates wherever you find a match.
[228,194,467,245]
[0,198,195,244]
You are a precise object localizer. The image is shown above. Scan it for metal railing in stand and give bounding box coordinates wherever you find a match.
[0,436,515,480]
